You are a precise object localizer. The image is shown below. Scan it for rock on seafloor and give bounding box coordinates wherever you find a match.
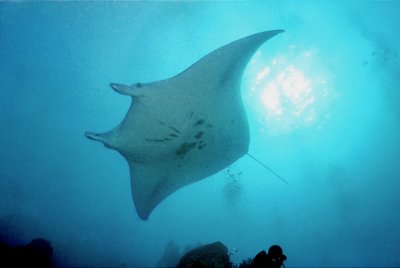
[176,241,232,268]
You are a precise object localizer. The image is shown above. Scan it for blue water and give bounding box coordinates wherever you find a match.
[1,1,399,267]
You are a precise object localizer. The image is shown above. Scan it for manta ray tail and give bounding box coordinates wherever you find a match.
[246,153,288,184]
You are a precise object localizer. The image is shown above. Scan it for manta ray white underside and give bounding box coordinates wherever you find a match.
[86,30,284,220]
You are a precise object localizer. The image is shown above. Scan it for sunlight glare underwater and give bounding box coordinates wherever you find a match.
[244,44,333,135]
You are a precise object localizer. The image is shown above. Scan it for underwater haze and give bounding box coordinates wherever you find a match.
[1,1,399,267]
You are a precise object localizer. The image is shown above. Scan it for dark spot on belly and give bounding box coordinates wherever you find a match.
[176,142,197,157]
[194,119,205,126]
[169,133,178,138]
[198,140,207,148]
[194,131,204,139]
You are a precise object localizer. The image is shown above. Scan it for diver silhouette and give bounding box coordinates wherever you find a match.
[252,245,287,268]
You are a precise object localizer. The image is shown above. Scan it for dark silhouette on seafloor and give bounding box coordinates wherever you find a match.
[176,241,287,268]
[0,237,53,268]
[252,245,287,268]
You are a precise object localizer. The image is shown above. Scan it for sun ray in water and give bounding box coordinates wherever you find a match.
[245,45,333,135]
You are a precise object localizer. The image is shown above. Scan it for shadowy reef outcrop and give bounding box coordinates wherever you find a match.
[0,238,53,268]
[175,242,287,268]
[177,241,232,268]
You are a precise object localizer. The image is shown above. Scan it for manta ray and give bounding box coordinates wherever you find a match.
[86,30,284,220]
